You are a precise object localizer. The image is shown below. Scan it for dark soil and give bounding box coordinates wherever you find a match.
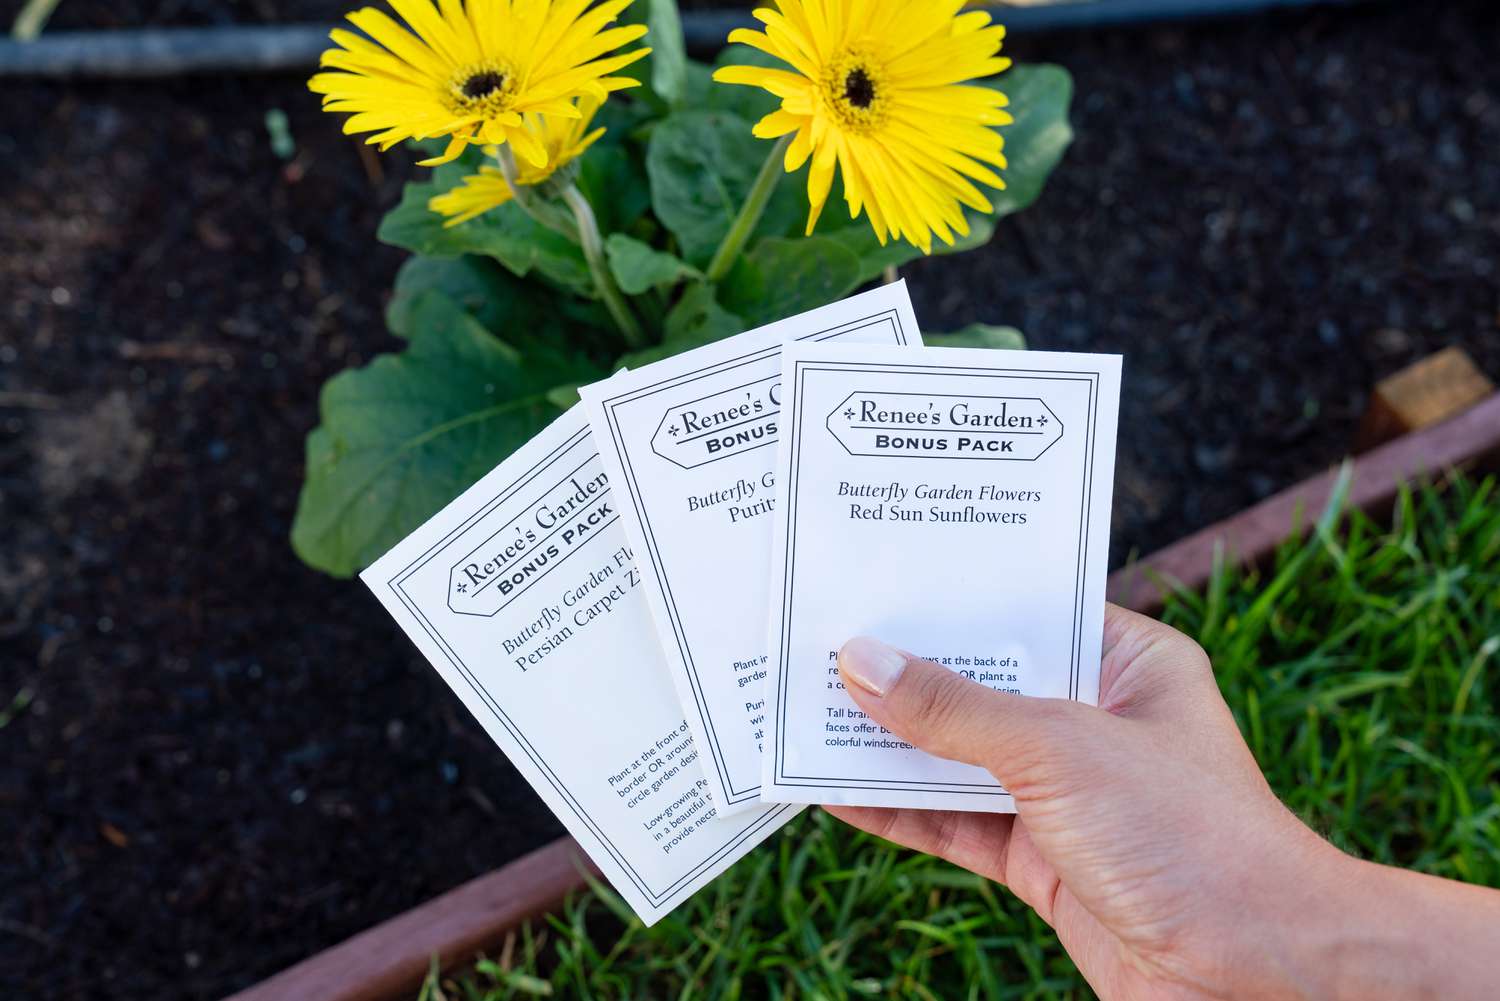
[2,2,1498,1000]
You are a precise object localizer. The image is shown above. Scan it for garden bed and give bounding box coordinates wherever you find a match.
[3,2,1499,1000]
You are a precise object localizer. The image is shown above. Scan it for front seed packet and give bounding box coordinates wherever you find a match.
[579,283,922,814]
[362,406,798,926]
[763,341,1122,812]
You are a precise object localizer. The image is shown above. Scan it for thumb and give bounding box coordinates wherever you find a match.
[837,636,1097,791]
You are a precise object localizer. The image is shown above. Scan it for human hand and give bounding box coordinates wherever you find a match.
[827,604,1500,1000]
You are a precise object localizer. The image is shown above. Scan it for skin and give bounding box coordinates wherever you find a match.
[830,604,1500,1001]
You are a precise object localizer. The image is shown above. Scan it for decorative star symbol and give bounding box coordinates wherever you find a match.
[668,425,679,436]
[1037,416,1048,425]
[455,582,468,594]
[843,408,855,418]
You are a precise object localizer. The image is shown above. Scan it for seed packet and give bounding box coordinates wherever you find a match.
[363,405,798,924]
[579,283,922,813]
[762,340,1121,812]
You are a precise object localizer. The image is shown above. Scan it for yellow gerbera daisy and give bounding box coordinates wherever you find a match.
[429,94,606,225]
[310,0,648,167]
[713,0,1013,253]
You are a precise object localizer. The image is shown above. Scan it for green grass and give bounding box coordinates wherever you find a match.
[424,475,1500,1001]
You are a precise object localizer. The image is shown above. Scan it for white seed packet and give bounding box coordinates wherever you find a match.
[762,341,1122,812]
[362,405,798,926]
[579,283,922,814]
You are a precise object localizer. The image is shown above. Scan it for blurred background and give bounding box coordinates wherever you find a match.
[1,0,1497,998]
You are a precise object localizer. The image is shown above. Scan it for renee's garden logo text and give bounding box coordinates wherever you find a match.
[826,392,1063,461]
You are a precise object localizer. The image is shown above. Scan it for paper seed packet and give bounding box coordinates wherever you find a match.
[362,404,798,926]
[761,340,1122,813]
[579,282,922,814]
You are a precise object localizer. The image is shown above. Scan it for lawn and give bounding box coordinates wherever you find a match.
[424,475,1500,1000]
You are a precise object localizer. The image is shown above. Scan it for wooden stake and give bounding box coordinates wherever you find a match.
[1356,347,1495,451]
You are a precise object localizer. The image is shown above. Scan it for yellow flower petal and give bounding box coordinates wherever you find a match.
[416,133,472,166]
[752,109,803,139]
[310,0,647,166]
[716,0,1014,253]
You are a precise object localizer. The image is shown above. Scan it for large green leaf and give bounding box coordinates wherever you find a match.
[605,233,701,294]
[925,323,1028,351]
[678,46,784,124]
[719,236,862,328]
[575,143,652,236]
[679,47,811,242]
[984,63,1075,218]
[387,255,514,339]
[377,176,594,298]
[397,287,602,378]
[618,281,745,367]
[291,293,602,577]
[665,281,744,344]
[645,109,764,267]
[824,215,996,287]
[386,254,613,358]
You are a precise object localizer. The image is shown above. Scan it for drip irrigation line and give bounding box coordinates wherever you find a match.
[0,0,1371,79]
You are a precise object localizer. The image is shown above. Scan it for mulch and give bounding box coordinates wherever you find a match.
[1,1,1497,998]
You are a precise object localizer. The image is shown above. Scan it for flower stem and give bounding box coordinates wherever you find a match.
[705,135,791,283]
[496,145,577,240]
[560,182,646,351]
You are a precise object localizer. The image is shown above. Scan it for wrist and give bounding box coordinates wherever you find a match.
[1260,845,1379,1001]
[1225,832,1361,1001]
[1161,812,1356,1001]
[1242,844,1500,1001]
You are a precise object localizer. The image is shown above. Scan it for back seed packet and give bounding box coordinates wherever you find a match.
[363,406,798,925]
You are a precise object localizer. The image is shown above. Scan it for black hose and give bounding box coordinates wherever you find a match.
[0,0,1370,79]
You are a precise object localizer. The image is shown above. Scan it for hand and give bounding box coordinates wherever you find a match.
[828,605,1500,1000]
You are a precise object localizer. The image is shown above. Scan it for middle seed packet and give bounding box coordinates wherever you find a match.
[579,283,922,813]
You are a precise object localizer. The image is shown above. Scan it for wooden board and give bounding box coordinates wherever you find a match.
[222,837,598,1001]
[1356,346,1494,451]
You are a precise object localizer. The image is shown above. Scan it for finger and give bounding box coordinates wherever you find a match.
[823,805,1016,886]
[837,635,1096,790]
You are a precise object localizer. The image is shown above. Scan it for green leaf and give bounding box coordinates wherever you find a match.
[823,215,996,286]
[718,236,862,328]
[575,143,651,235]
[644,0,688,109]
[618,282,744,367]
[604,233,701,294]
[657,53,816,253]
[691,46,784,123]
[924,323,1027,351]
[984,63,1075,218]
[377,177,594,298]
[386,255,514,339]
[665,281,743,343]
[645,110,764,267]
[291,296,602,577]
[386,256,610,360]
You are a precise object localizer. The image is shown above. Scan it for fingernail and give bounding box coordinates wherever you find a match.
[839,636,909,697]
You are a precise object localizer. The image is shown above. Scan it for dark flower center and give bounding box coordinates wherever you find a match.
[843,67,876,109]
[462,70,506,99]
